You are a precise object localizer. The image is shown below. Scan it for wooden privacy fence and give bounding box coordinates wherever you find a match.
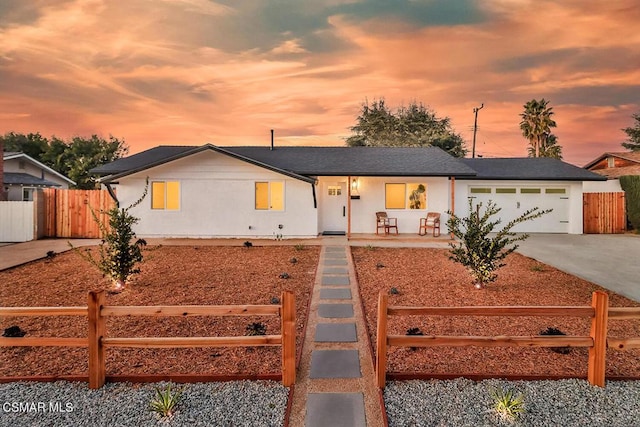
[376,291,640,388]
[43,188,115,238]
[583,192,626,234]
[0,290,296,389]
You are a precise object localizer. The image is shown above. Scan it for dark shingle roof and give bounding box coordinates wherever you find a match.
[3,173,61,187]
[91,144,477,181]
[223,146,475,176]
[460,158,606,181]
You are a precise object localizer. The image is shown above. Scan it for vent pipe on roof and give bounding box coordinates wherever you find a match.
[270,129,274,151]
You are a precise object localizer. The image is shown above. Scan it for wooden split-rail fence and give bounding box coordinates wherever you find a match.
[376,290,640,388]
[0,290,296,389]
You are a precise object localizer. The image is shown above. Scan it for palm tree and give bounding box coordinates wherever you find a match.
[520,99,557,157]
[527,133,562,159]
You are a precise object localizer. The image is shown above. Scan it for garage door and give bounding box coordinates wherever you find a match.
[468,186,569,233]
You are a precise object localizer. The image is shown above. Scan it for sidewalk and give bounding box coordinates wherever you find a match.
[0,239,100,271]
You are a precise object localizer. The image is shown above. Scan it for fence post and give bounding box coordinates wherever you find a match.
[588,291,609,387]
[88,290,106,389]
[281,291,296,387]
[376,291,388,388]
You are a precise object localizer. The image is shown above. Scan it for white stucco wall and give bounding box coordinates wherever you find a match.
[112,151,318,238]
[454,180,584,234]
[319,176,450,234]
[583,179,622,193]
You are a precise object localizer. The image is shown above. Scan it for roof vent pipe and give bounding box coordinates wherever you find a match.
[270,129,274,151]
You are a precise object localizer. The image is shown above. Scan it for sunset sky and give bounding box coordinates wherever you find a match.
[1,0,639,166]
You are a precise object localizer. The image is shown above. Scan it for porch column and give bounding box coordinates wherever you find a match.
[347,175,352,239]
[450,177,455,239]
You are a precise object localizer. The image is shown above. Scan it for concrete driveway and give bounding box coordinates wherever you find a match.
[515,234,640,302]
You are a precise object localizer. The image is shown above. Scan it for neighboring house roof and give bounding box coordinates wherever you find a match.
[590,165,640,179]
[583,151,640,179]
[583,151,640,169]
[90,144,478,182]
[459,158,606,181]
[3,172,61,187]
[3,152,76,186]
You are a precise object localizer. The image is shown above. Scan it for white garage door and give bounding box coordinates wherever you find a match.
[468,186,569,233]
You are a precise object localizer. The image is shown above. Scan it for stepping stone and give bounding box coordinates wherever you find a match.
[310,350,361,378]
[318,304,354,318]
[324,252,347,259]
[323,267,348,275]
[320,288,351,300]
[315,323,357,342]
[306,393,366,427]
[324,258,347,266]
[324,246,344,252]
[321,276,350,286]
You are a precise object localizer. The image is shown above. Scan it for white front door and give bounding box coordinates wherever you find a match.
[320,181,347,234]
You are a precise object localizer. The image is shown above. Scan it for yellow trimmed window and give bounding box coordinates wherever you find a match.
[385,183,427,209]
[255,181,284,210]
[151,181,180,210]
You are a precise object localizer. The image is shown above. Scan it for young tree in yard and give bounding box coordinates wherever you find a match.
[346,99,467,157]
[621,113,640,151]
[447,199,551,289]
[74,183,148,291]
[520,98,560,158]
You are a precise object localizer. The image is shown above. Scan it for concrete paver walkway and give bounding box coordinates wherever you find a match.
[289,244,384,427]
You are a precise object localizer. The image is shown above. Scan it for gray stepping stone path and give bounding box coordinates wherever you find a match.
[324,258,348,266]
[320,288,352,300]
[324,246,345,252]
[315,323,357,342]
[317,304,354,318]
[323,267,349,274]
[310,350,361,378]
[306,393,366,427]
[321,276,350,286]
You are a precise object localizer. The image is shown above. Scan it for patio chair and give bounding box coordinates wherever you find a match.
[419,212,441,237]
[376,211,398,235]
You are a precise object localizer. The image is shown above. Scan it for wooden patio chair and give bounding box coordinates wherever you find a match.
[376,211,398,235]
[419,212,441,237]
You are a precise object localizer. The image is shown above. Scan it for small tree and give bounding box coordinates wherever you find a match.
[74,184,148,291]
[447,199,551,289]
[619,175,640,232]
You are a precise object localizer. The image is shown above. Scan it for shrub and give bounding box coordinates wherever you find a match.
[620,175,640,232]
[150,383,182,418]
[294,244,305,251]
[72,182,148,291]
[389,287,400,295]
[491,386,524,421]
[246,322,267,336]
[540,327,571,354]
[447,199,551,289]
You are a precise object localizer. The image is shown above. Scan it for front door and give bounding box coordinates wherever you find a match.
[320,181,347,234]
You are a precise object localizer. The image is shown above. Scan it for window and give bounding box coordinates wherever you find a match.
[607,157,615,168]
[520,188,541,194]
[545,188,566,194]
[328,186,342,196]
[151,181,180,210]
[255,181,284,210]
[470,187,492,194]
[385,183,427,209]
[22,187,35,201]
[495,188,516,194]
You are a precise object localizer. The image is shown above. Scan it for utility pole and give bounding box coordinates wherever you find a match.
[472,103,484,158]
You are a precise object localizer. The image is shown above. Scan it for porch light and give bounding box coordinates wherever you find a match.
[350,177,360,199]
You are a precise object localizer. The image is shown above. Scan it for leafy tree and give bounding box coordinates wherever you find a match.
[1,132,49,159]
[621,113,640,151]
[346,99,467,157]
[619,176,640,232]
[1,132,128,189]
[447,199,551,289]
[520,98,560,158]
